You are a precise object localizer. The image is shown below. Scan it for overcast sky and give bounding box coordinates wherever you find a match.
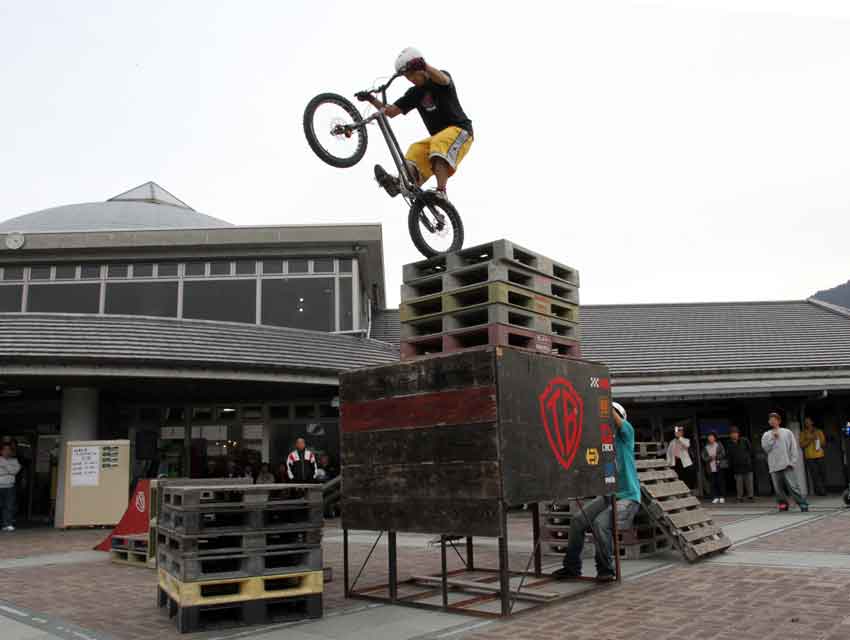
[2,0,849,308]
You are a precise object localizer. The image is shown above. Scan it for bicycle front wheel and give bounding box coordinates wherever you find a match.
[303,93,368,168]
[408,192,464,258]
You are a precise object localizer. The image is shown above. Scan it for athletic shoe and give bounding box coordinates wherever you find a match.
[551,567,581,580]
[800,505,809,512]
[3,525,14,531]
[718,498,725,504]
[711,498,719,504]
[374,165,400,197]
[595,572,617,583]
[429,188,450,203]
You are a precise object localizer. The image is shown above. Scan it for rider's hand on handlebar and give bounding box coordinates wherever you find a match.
[355,91,372,102]
[405,57,426,72]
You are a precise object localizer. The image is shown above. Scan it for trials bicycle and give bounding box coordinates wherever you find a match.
[303,72,464,258]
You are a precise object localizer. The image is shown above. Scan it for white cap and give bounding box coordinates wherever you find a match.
[611,401,627,420]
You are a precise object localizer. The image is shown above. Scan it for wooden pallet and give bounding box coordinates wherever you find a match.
[637,460,732,562]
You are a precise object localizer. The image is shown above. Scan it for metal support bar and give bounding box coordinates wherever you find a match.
[531,502,542,576]
[343,528,350,598]
[388,530,398,601]
[498,535,510,617]
[350,531,383,593]
[466,537,474,570]
[440,536,449,609]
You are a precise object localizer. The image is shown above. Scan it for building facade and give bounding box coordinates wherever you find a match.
[0,183,398,523]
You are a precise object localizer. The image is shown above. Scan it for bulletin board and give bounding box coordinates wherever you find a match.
[59,440,131,528]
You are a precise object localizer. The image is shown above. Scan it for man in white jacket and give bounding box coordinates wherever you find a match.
[0,442,21,531]
[761,412,809,512]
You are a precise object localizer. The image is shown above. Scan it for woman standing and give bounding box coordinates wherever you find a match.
[702,432,727,504]
[666,426,696,490]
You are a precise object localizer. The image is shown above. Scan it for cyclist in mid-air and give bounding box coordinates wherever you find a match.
[357,47,473,203]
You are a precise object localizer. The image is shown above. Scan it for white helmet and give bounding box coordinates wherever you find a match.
[611,402,627,421]
[395,46,424,73]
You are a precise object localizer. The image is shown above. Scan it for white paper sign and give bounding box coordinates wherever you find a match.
[70,446,100,487]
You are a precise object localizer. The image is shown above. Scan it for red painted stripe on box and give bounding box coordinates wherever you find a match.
[341,386,498,432]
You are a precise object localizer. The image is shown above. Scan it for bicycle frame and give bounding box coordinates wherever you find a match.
[354,73,420,201]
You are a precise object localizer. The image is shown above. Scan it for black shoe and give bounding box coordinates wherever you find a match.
[374,164,400,197]
[596,572,616,582]
[551,567,581,581]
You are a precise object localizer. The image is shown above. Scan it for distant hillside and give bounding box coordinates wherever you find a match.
[813,280,850,310]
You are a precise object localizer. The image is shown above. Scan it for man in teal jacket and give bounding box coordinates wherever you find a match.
[553,401,641,581]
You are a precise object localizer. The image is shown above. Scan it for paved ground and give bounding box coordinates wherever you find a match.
[0,498,847,640]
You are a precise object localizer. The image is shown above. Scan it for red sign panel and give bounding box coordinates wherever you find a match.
[538,377,584,471]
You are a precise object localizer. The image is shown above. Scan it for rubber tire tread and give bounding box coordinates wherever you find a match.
[303,93,368,168]
[407,192,464,258]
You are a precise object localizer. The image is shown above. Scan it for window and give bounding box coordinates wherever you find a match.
[158,263,178,277]
[339,277,353,331]
[242,406,263,420]
[2,267,24,281]
[105,282,178,317]
[339,258,353,273]
[165,407,185,425]
[183,280,256,323]
[80,264,101,279]
[192,407,214,423]
[0,286,23,312]
[139,407,162,424]
[288,259,309,274]
[133,263,154,278]
[27,283,100,313]
[313,258,334,273]
[263,260,283,275]
[319,404,339,418]
[218,408,238,421]
[185,262,205,277]
[108,264,129,279]
[210,261,231,276]
[295,404,316,419]
[270,405,290,420]
[261,278,335,331]
[55,265,77,280]
[30,266,51,280]
[236,260,256,275]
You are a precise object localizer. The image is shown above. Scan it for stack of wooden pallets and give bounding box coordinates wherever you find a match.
[155,483,324,633]
[399,239,581,359]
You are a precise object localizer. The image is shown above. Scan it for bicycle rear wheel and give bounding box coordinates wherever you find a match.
[303,93,368,168]
[408,192,464,258]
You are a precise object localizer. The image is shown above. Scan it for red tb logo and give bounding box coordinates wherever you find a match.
[538,377,584,471]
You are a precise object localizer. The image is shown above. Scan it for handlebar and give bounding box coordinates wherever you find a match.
[355,71,403,103]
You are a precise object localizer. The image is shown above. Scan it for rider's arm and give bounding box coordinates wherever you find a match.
[425,65,451,86]
[361,95,401,118]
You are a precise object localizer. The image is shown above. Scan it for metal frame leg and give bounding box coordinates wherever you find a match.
[531,502,542,576]
[388,530,398,602]
[498,535,510,617]
[440,535,449,610]
[343,528,350,598]
[466,536,474,570]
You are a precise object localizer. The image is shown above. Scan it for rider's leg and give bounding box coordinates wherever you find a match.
[431,157,451,192]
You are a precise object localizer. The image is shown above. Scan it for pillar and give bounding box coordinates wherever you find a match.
[54,387,99,528]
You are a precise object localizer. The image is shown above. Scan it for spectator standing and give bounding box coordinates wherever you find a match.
[0,442,21,531]
[256,463,275,484]
[286,438,318,483]
[761,412,809,512]
[666,426,696,489]
[726,426,754,501]
[702,432,727,504]
[799,418,827,496]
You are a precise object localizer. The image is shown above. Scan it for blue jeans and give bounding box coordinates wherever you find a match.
[0,486,15,528]
[563,496,640,576]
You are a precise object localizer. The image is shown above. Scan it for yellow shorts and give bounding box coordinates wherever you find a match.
[405,126,473,182]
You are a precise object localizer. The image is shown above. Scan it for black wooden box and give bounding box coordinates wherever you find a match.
[340,346,614,537]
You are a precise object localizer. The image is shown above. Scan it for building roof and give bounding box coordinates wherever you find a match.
[0,182,232,232]
[372,300,850,400]
[580,300,850,377]
[370,309,402,345]
[0,314,399,384]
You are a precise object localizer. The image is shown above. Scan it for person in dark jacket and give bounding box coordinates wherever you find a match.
[286,438,318,483]
[726,426,754,501]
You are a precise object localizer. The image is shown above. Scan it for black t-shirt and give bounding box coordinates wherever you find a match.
[394,71,473,136]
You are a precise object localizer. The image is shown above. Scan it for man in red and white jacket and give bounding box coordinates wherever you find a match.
[286,438,318,484]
